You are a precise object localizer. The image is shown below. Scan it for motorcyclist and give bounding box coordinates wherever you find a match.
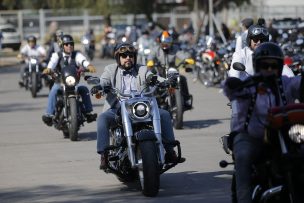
[148,30,193,110]
[46,29,63,63]
[223,42,303,203]
[136,29,155,65]
[18,35,46,87]
[96,42,185,170]
[41,34,97,126]
[82,28,95,56]
[229,24,294,80]
[235,18,254,53]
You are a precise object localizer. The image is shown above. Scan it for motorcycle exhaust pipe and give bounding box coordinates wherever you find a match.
[260,185,283,202]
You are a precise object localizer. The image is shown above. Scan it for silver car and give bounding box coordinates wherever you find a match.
[0,24,21,51]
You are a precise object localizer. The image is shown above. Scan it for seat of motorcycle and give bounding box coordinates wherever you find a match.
[267,103,304,129]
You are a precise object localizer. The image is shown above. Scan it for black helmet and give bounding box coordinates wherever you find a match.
[246,25,269,46]
[61,34,74,47]
[252,42,284,75]
[113,42,137,65]
[27,35,37,43]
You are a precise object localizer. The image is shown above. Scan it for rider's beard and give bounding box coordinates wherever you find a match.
[122,61,134,70]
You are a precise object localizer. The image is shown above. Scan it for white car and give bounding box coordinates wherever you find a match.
[0,24,21,51]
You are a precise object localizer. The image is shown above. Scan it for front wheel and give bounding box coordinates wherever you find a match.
[68,97,79,141]
[137,140,160,197]
[171,89,184,129]
[30,72,37,98]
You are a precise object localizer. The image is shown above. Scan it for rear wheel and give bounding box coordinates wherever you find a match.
[137,140,160,197]
[68,97,78,141]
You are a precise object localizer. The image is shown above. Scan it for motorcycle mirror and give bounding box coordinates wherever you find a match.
[233,62,246,71]
[86,76,100,85]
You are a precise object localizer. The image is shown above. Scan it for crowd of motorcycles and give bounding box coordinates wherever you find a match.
[17,22,304,200]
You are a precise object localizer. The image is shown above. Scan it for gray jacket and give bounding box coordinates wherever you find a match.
[99,63,153,112]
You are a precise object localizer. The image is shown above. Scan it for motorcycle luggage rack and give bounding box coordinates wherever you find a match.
[161,140,182,174]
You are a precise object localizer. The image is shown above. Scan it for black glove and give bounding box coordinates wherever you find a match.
[146,74,158,86]
[225,77,243,90]
[90,85,102,95]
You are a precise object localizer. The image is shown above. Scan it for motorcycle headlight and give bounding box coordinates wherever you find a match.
[131,102,150,119]
[288,124,304,144]
[30,58,37,64]
[144,49,151,55]
[65,76,76,86]
[82,39,89,44]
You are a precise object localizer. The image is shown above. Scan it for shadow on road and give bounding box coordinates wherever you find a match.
[0,102,43,113]
[0,170,232,203]
[183,118,230,129]
[78,131,97,141]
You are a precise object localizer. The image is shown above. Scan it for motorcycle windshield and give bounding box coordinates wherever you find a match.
[61,65,79,85]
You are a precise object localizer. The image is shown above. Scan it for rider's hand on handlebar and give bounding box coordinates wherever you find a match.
[87,65,96,73]
[90,85,102,95]
[42,68,52,75]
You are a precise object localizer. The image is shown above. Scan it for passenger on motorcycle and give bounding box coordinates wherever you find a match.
[148,30,193,110]
[18,35,46,87]
[229,24,294,80]
[223,42,303,203]
[42,34,97,126]
[97,42,185,169]
[46,29,63,63]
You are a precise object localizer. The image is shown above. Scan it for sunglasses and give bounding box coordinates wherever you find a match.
[63,42,74,47]
[251,27,269,36]
[251,37,268,43]
[120,52,135,59]
[259,61,280,70]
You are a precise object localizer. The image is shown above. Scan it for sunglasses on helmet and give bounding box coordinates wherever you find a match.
[117,45,136,54]
[251,27,269,36]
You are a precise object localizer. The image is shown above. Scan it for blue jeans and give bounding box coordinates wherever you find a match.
[97,108,175,154]
[233,133,264,203]
[46,83,93,115]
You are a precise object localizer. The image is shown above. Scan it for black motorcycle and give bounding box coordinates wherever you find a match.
[147,58,194,129]
[46,65,95,141]
[22,57,46,98]
[220,67,304,202]
[81,34,95,61]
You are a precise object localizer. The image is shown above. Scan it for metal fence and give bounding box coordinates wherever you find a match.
[0,5,303,44]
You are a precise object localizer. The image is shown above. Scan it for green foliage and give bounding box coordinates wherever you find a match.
[0,0,250,14]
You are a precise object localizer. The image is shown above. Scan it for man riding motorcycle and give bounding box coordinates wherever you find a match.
[96,42,186,170]
[42,34,97,126]
[148,30,193,110]
[223,42,303,203]
[18,35,46,87]
[229,24,294,80]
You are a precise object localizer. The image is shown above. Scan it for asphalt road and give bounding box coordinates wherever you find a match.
[0,58,233,203]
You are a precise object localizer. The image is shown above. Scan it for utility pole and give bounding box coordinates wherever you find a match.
[208,0,214,36]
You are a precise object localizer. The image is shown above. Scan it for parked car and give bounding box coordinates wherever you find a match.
[0,24,22,51]
[272,18,302,31]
